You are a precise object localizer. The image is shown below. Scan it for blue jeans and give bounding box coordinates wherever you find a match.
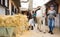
[48,18,55,31]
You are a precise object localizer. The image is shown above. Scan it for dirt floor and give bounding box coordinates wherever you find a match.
[18,24,60,37]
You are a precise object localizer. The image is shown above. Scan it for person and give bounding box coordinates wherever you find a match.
[28,11,35,30]
[36,6,43,32]
[32,12,36,26]
[47,5,56,34]
[29,17,35,30]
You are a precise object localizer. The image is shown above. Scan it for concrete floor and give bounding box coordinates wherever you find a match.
[18,25,60,37]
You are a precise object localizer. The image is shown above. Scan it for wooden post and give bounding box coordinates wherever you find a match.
[28,0,33,14]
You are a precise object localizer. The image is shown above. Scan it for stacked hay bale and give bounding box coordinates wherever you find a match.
[0,14,29,37]
[13,14,29,36]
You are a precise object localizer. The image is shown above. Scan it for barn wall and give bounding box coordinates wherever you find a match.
[58,5,60,13]
[0,6,5,15]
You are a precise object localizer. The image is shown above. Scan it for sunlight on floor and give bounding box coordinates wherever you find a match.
[17,25,60,37]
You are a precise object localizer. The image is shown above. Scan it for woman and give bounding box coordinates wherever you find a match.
[28,12,35,30]
[32,12,36,24]
[29,17,35,30]
[48,5,56,34]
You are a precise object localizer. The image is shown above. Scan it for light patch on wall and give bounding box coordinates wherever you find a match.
[0,6,5,15]
[21,2,29,9]
[33,0,50,8]
[21,0,50,9]
[21,0,28,2]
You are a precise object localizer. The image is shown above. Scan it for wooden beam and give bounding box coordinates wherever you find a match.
[12,0,21,7]
[55,0,60,4]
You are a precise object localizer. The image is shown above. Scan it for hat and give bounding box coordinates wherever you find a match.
[50,5,54,7]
